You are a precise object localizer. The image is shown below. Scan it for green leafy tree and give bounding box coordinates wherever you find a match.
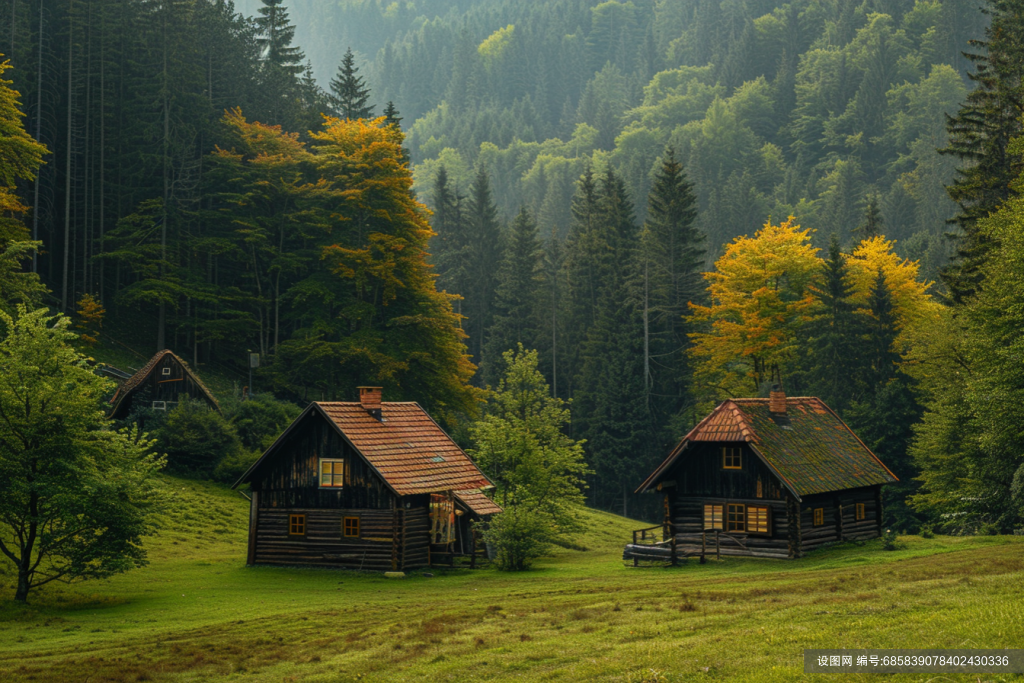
[156,396,242,477]
[470,346,588,571]
[331,48,373,120]
[228,392,301,451]
[0,307,164,603]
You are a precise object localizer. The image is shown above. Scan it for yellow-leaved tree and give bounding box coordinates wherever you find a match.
[689,217,820,398]
[846,235,942,334]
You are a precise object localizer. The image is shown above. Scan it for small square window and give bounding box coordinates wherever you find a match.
[813,508,824,527]
[289,514,306,536]
[152,401,166,411]
[746,505,770,534]
[703,504,723,530]
[319,459,345,488]
[727,503,745,532]
[161,367,171,376]
[343,516,360,538]
[855,503,865,521]
[722,447,742,470]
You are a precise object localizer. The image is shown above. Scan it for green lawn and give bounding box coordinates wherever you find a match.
[0,476,1021,682]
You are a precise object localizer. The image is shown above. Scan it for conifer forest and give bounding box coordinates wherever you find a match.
[3,0,1024,532]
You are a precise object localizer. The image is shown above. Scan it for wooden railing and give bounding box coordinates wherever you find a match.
[626,526,751,565]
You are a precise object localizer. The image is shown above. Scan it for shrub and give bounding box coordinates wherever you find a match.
[156,396,243,477]
[978,522,1000,536]
[481,508,550,571]
[212,447,261,484]
[881,528,904,551]
[920,524,935,539]
[226,393,301,451]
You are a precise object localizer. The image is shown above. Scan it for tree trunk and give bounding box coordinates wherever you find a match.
[15,561,30,602]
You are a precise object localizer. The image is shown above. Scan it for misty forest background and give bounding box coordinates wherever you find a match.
[3,0,1024,531]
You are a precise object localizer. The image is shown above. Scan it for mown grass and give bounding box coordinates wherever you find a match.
[0,475,1021,682]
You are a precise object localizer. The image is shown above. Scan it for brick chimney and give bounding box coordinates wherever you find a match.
[358,386,383,420]
[769,384,787,415]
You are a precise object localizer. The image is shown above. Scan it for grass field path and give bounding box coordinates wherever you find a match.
[1,476,1021,682]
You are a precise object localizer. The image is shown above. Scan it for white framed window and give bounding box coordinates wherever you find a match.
[152,401,167,410]
[161,367,171,376]
[319,459,345,488]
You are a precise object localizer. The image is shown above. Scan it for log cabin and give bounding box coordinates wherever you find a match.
[232,387,501,571]
[108,349,220,420]
[635,387,897,559]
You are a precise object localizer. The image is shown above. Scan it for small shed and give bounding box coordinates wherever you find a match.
[634,388,897,559]
[233,387,501,571]
[108,349,220,420]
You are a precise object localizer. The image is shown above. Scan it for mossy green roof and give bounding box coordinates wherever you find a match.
[638,397,897,498]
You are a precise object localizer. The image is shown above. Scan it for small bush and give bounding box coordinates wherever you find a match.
[226,393,301,451]
[156,396,243,477]
[212,447,261,484]
[979,522,1000,536]
[881,528,904,551]
[920,525,935,539]
[481,508,549,571]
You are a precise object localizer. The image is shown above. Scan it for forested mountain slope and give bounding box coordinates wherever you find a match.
[263,0,984,277]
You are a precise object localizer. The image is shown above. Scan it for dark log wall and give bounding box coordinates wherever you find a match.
[667,442,787,501]
[252,506,431,570]
[252,411,395,510]
[670,496,791,558]
[797,486,881,555]
[122,355,217,414]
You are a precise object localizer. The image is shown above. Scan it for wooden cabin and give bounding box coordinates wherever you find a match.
[634,388,897,559]
[108,350,220,420]
[233,387,501,571]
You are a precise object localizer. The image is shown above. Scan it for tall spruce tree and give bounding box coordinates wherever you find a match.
[382,101,402,127]
[574,169,649,515]
[801,235,865,413]
[331,47,373,120]
[483,207,543,387]
[463,166,503,375]
[642,148,704,433]
[254,0,307,127]
[940,0,1024,303]
[430,166,469,304]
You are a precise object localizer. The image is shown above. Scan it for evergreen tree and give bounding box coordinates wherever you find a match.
[382,101,402,127]
[463,166,503,374]
[857,195,884,239]
[483,207,542,386]
[863,270,901,389]
[331,47,373,120]
[801,234,865,413]
[254,0,307,127]
[940,0,1024,303]
[642,148,703,431]
[430,166,469,303]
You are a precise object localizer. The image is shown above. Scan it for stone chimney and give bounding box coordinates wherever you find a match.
[358,386,383,420]
[769,384,787,415]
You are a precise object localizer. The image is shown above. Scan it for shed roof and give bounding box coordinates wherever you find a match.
[236,402,500,513]
[637,397,897,498]
[108,349,220,418]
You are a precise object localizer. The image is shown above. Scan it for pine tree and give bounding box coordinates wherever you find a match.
[857,195,884,239]
[940,0,1024,303]
[801,234,865,413]
[483,207,542,386]
[463,166,503,374]
[331,47,373,120]
[382,101,402,128]
[430,166,469,309]
[863,270,901,389]
[642,148,704,430]
[254,0,304,74]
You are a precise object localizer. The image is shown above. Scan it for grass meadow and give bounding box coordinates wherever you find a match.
[0,475,1021,682]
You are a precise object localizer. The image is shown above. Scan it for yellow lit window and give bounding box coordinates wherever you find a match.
[319,459,345,488]
[722,447,742,469]
[756,478,763,498]
[855,503,865,521]
[343,516,360,538]
[727,503,745,532]
[813,508,824,527]
[289,514,306,536]
[703,504,723,530]
[747,506,769,534]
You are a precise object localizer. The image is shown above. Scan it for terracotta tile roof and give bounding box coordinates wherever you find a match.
[454,488,502,516]
[317,402,494,497]
[108,349,220,416]
[639,397,896,498]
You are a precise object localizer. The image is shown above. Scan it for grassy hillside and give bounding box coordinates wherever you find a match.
[0,475,1021,682]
